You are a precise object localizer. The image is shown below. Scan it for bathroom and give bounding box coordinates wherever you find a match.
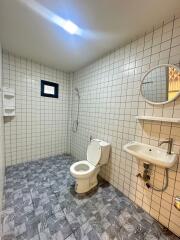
[0,0,180,239]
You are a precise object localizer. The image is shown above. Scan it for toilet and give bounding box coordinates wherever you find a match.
[70,139,111,193]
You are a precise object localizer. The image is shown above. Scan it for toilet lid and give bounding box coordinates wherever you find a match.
[87,140,101,166]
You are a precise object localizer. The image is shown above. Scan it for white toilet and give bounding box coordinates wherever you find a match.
[70,139,111,193]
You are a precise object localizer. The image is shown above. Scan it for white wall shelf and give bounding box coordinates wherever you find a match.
[3,92,15,97]
[136,116,180,123]
[3,87,15,116]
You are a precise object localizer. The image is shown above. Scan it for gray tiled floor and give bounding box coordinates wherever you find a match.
[1,155,179,240]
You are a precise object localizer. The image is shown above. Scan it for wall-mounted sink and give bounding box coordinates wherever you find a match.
[123,141,177,168]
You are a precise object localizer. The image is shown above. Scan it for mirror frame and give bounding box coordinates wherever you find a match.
[140,64,180,105]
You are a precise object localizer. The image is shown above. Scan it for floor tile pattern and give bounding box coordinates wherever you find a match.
[1,155,179,240]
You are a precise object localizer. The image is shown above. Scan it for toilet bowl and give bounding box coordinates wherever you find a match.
[70,139,110,193]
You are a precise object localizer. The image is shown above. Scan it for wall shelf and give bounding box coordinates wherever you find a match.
[3,87,15,116]
[136,116,180,123]
[3,92,14,97]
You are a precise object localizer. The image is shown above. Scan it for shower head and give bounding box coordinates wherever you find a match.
[74,87,78,92]
[74,88,80,98]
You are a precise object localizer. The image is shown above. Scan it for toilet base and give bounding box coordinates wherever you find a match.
[75,169,99,193]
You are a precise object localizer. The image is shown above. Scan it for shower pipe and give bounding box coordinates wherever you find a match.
[72,88,80,133]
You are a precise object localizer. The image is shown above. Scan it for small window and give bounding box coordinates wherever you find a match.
[41,80,59,98]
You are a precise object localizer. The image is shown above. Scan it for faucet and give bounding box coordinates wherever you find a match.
[158,138,173,154]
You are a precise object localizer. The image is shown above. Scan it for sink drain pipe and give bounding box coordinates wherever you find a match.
[137,163,169,192]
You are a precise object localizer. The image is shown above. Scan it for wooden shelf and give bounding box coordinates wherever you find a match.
[136,116,180,123]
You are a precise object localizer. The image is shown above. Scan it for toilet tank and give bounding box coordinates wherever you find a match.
[92,139,111,166]
[99,140,111,165]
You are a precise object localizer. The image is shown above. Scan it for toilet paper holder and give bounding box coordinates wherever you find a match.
[174,196,180,211]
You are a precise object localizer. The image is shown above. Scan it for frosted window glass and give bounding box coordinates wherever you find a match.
[44,85,55,95]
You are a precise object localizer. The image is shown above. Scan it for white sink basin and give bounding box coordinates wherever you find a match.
[123,141,177,168]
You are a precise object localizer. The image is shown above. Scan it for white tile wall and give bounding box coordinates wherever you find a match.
[2,51,71,166]
[0,43,5,210]
[70,16,180,236]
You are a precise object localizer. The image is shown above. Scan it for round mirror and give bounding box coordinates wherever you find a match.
[141,64,180,104]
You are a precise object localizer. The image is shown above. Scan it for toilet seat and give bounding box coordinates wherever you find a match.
[70,160,95,179]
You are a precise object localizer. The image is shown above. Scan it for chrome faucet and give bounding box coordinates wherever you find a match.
[158,138,173,154]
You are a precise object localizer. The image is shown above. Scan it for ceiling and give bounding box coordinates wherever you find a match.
[0,0,180,72]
